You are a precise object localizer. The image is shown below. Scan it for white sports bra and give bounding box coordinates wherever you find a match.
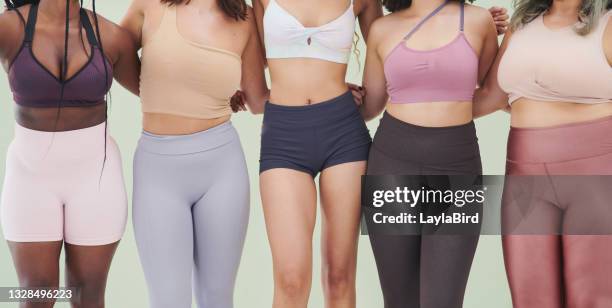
[263,0,355,64]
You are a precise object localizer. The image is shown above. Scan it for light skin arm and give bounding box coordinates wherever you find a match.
[476,9,500,85]
[120,0,146,50]
[472,30,513,118]
[240,7,269,115]
[604,15,612,66]
[489,7,509,35]
[360,21,388,121]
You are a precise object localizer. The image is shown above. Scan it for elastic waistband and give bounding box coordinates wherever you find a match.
[380,111,476,134]
[266,90,354,111]
[507,116,612,163]
[373,112,479,165]
[12,122,111,160]
[138,121,238,155]
[264,91,359,125]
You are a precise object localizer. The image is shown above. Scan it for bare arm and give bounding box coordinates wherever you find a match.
[356,0,383,41]
[476,9,500,85]
[241,6,269,114]
[120,0,146,50]
[0,9,22,70]
[604,14,612,66]
[473,31,513,118]
[360,20,388,121]
[112,27,141,96]
[252,0,267,66]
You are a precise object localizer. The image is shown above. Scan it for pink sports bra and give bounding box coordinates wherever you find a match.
[384,0,478,104]
[499,10,612,105]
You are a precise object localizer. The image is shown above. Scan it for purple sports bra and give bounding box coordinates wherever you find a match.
[8,4,113,108]
[384,0,478,104]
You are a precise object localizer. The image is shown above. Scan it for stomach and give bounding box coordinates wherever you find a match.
[143,113,231,135]
[15,103,108,132]
[267,58,349,105]
[386,101,473,127]
[510,99,612,128]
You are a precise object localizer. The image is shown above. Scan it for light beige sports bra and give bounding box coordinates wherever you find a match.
[140,5,242,119]
[499,10,612,105]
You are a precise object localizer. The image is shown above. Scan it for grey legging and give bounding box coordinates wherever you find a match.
[133,122,249,308]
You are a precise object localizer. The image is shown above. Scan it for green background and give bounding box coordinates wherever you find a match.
[0,1,512,307]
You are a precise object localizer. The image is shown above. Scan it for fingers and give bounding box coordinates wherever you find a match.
[350,85,366,107]
[230,90,247,113]
[490,7,510,35]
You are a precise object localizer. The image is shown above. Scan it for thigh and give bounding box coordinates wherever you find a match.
[64,242,119,302]
[8,241,62,308]
[64,139,127,246]
[420,235,479,308]
[192,145,250,307]
[319,161,365,278]
[1,146,63,242]
[502,235,564,308]
[563,235,612,307]
[132,151,194,307]
[260,168,317,282]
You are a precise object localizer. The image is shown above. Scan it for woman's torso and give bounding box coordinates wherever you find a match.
[378,2,484,127]
[4,5,113,132]
[139,2,248,135]
[500,10,612,128]
[262,0,357,105]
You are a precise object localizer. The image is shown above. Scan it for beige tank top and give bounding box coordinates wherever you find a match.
[140,5,242,119]
[499,10,612,105]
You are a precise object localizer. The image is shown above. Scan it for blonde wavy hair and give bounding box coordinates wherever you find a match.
[510,0,612,35]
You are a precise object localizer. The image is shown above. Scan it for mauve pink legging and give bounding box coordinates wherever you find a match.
[502,116,612,308]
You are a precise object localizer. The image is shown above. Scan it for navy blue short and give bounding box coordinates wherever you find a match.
[260,91,372,177]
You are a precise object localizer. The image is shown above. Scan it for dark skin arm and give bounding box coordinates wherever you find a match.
[92,12,140,96]
[0,8,25,71]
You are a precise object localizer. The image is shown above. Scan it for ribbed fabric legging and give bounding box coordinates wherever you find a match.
[132,122,249,308]
[367,112,482,308]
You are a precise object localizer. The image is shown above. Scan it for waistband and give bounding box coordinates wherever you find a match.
[373,112,479,165]
[138,121,238,155]
[264,91,359,125]
[12,122,110,159]
[507,116,612,163]
[379,111,477,134]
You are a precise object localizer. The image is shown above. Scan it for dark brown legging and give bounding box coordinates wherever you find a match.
[367,113,482,308]
[503,116,612,308]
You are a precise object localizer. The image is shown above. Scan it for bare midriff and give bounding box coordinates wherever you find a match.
[511,99,612,128]
[386,101,473,127]
[15,102,107,132]
[267,58,349,105]
[143,113,231,136]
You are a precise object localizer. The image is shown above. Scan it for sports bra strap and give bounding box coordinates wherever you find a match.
[459,2,465,32]
[24,3,39,43]
[79,9,100,47]
[10,7,26,26]
[403,0,450,40]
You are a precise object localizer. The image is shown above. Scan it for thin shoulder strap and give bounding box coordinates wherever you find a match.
[403,0,450,40]
[459,1,465,32]
[79,9,100,47]
[24,3,39,44]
